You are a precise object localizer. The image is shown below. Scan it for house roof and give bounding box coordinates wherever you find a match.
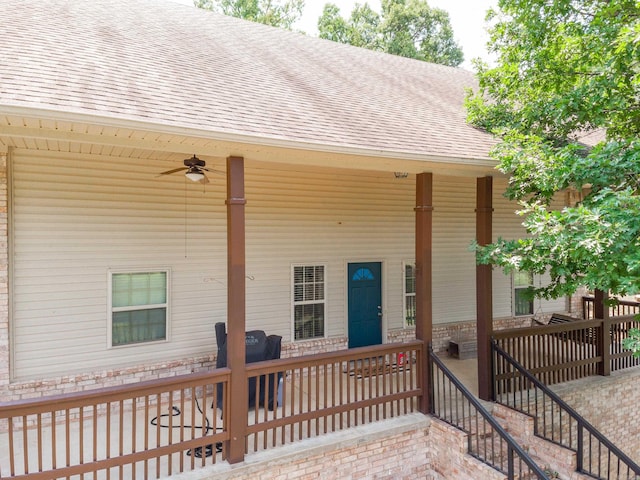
[0,0,497,166]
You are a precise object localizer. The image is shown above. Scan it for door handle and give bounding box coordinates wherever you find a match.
[377,305,383,318]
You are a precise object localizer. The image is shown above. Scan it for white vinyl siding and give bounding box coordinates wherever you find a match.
[242,162,415,340]
[431,176,477,324]
[9,149,567,380]
[10,151,416,378]
[10,150,228,379]
[492,177,568,317]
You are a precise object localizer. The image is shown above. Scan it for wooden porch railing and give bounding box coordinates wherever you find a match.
[583,295,640,320]
[0,341,423,479]
[493,316,640,390]
[0,370,230,479]
[244,341,422,453]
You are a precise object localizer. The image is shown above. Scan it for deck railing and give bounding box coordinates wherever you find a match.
[430,347,547,479]
[0,369,230,479]
[244,341,422,453]
[493,342,640,479]
[0,341,423,479]
[583,296,640,320]
[493,316,640,390]
[493,319,601,388]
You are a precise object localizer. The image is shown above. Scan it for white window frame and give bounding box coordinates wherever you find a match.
[513,270,534,317]
[108,268,171,348]
[291,264,327,341]
[403,261,416,327]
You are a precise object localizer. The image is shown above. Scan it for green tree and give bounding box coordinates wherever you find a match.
[318,0,464,66]
[194,0,304,29]
[466,1,640,349]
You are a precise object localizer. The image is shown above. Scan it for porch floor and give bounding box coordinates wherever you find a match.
[440,356,479,397]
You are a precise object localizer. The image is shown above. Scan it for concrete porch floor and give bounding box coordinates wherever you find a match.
[439,355,479,397]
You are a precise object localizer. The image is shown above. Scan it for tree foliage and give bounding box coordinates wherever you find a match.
[318,0,464,66]
[466,0,640,350]
[194,0,304,29]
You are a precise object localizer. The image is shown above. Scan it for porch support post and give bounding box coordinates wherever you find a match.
[415,172,433,414]
[476,176,494,401]
[594,289,611,376]
[226,156,247,464]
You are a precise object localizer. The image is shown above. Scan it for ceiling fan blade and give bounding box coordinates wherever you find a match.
[200,167,225,176]
[156,167,188,177]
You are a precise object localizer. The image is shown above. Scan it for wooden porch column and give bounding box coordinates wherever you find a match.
[476,176,494,401]
[594,289,611,376]
[415,172,433,414]
[226,156,247,464]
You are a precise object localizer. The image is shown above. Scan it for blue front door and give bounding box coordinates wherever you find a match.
[348,262,382,348]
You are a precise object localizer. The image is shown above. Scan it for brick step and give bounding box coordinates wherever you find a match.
[465,416,551,479]
[490,404,584,479]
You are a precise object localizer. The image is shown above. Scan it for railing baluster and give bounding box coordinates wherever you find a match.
[493,341,640,478]
[1,346,423,479]
[22,415,28,475]
[430,347,547,479]
[306,363,311,436]
[79,406,85,480]
[118,399,124,478]
[312,365,322,435]
[65,408,70,477]
[36,412,42,474]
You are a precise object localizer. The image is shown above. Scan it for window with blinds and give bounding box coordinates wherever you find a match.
[110,271,168,347]
[404,262,416,326]
[292,265,325,341]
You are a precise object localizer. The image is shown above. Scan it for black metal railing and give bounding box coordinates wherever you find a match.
[429,347,548,479]
[493,341,640,479]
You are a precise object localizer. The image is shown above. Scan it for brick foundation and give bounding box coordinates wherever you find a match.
[491,404,590,479]
[1,355,216,403]
[569,287,589,318]
[178,414,432,480]
[428,419,505,480]
[281,337,347,357]
[3,316,542,401]
[388,316,535,354]
[550,367,640,465]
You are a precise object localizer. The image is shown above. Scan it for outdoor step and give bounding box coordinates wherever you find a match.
[490,404,587,480]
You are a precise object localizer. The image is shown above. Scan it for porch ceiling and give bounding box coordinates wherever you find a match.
[0,111,500,178]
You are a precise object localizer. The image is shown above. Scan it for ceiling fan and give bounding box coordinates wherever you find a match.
[157,155,222,184]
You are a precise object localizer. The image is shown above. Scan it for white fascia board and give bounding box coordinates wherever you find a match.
[0,104,496,169]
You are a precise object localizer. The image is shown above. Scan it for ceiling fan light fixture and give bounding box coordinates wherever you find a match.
[185,169,205,182]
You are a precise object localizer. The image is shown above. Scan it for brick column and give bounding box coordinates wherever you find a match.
[0,150,8,396]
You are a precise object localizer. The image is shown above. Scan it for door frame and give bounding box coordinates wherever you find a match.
[345,259,386,347]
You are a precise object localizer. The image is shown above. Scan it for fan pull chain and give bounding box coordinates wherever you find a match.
[184,175,188,259]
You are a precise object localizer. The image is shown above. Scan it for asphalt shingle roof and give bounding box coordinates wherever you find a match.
[0,0,497,160]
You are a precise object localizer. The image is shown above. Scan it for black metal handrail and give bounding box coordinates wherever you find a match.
[493,341,640,479]
[429,347,548,479]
